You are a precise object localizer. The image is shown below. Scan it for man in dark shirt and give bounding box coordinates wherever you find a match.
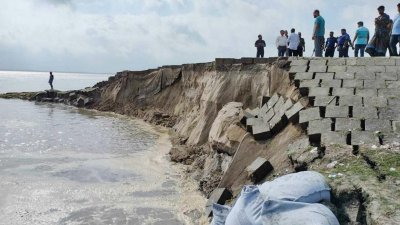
[337,28,354,58]
[255,34,266,58]
[49,72,54,90]
[325,31,337,57]
[297,32,306,57]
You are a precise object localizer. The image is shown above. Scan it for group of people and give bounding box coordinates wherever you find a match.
[255,4,400,58]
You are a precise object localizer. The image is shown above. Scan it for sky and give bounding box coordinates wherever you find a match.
[0,0,399,73]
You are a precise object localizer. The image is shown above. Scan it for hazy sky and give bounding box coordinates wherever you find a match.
[0,0,399,73]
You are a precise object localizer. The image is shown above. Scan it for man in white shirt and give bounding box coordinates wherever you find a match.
[276,30,288,57]
[287,28,300,56]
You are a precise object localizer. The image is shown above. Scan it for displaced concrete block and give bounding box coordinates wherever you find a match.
[285,101,305,122]
[393,121,400,133]
[252,123,272,140]
[332,88,354,96]
[335,72,355,80]
[299,107,321,124]
[294,72,314,80]
[241,108,257,125]
[308,87,330,96]
[355,71,375,80]
[386,81,400,88]
[327,58,346,66]
[273,97,285,112]
[260,108,275,123]
[308,65,327,73]
[365,119,392,132]
[376,72,397,81]
[308,119,332,135]
[343,79,364,88]
[283,99,294,111]
[246,117,264,132]
[325,106,349,118]
[300,79,320,88]
[315,72,334,80]
[205,188,232,217]
[246,157,274,183]
[267,93,280,109]
[378,89,400,98]
[355,88,377,97]
[352,107,378,119]
[320,79,342,88]
[328,66,346,73]
[351,131,380,145]
[335,118,361,131]
[289,66,308,73]
[363,97,388,107]
[321,131,348,146]
[364,80,386,89]
[290,59,309,66]
[313,96,337,107]
[339,96,363,106]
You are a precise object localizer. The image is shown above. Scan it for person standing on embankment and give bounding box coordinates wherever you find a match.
[255,35,266,58]
[366,5,392,56]
[353,21,370,57]
[49,72,54,90]
[312,9,325,57]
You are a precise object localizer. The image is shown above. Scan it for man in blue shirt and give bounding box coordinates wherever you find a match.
[312,10,325,57]
[390,3,400,56]
[324,32,337,57]
[353,21,370,57]
[338,29,354,58]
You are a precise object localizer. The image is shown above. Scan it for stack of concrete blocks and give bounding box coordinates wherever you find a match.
[243,93,305,140]
[290,57,400,146]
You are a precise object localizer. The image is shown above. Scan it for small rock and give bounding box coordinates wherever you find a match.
[390,167,396,172]
[326,161,338,169]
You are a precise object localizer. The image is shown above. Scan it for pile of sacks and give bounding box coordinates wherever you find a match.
[211,171,339,225]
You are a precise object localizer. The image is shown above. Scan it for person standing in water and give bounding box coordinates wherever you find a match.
[49,72,54,90]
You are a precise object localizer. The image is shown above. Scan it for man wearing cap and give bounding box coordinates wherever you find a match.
[353,21,370,57]
[255,35,266,58]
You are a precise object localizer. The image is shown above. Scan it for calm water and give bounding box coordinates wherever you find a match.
[0,73,205,224]
[0,71,110,93]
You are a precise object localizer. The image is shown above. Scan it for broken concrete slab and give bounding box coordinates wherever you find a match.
[252,123,272,140]
[246,157,274,184]
[246,117,264,132]
[285,102,305,122]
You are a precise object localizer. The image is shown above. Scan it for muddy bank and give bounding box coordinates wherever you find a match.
[3,57,400,224]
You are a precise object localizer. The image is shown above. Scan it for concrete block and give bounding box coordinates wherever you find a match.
[335,72,355,80]
[267,93,280,109]
[388,98,400,107]
[376,72,397,81]
[385,66,400,73]
[352,107,378,119]
[339,96,363,106]
[261,108,275,123]
[273,96,285,111]
[299,107,320,124]
[355,71,375,80]
[241,57,254,64]
[392,121,400,133]
[366,65,386,73]
[313,96,337,107]
[205,188,232,217]
[332,88,354,96]
[363,97,388,107]
[308,87,330,96]
[325,106,349,118]
[308,65,327,73]
[254,58,270,64]
[343,79,364,88]
[294,72,314,80]
[328,66,346,73]
[378,89,400,98]
[347,66,366,73]
[246,117,264,132]
[374,58,396,66]
[327,58,346,66]
[285,101,305,122]
[289,66,308,73]
[346,58,357,66]
[307,119,332,135]
[309,59,327,66]
[365,119,392,132]
[241,108,256,124]
[386,81,400,88]
[252,123,272,140]
[335,118,361,131]
[321,131,348,146]
[315,72,334,80]
[320,79,342,88]
[290,59,309,66]
[355,58,374,66]
[246,157,274,183]
[283,99,294,111]
[379,107,400,120]
[300,79,320,88]
[351,131,380,145]
[364,80,386,89]
[355,88,377,97]
[259,103,269,116]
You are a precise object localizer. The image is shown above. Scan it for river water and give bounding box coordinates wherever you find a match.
[0,72,205,225]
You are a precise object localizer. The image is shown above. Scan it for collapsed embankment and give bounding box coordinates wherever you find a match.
[2,57,399,224]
